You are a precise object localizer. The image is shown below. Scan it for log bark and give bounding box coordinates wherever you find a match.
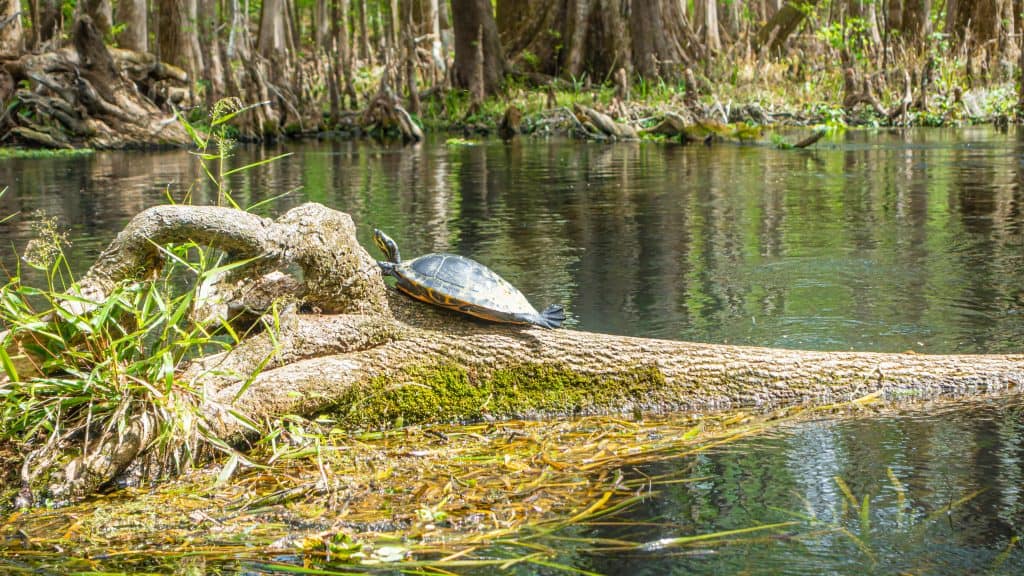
[19,202,1023,499]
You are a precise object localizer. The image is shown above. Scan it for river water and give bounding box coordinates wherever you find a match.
[1,129,1023,573]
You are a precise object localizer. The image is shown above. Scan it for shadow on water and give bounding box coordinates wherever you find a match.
[1,128,1023,574]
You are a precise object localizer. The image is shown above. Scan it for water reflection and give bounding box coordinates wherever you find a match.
[578,397,1024,575]
[6,128,1019,352]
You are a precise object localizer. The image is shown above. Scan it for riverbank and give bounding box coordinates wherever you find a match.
[3,34,1019,151]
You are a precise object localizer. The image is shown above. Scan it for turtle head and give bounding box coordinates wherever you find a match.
[373,229,402,264]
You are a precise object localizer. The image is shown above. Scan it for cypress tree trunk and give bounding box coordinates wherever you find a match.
[198,0,224,106]
[900,0,931,42]
[114,0,148,52]
[158,0,199,81]
[756,0,818,53]
[76,0,112,38]
[258,0,294,57]
[451,0,505,95]
[0,0,24,56]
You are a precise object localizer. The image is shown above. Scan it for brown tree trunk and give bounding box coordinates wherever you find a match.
[499,0,690,81]
[496,0,563,74]
[564,0,592,77]
[114,0,148,52]
[699,0,722,53]
[756,0,818,53]
[315,0,331,49]
[631,0,670,78]
[28,0,63,48]
[76,0,113,38]
[187,0,205,87]
[258,0,295,57]
[948,0,1006,44]
[26,203,1024,499]
[358,0,372,63]
[451,0,505,95]
[887,0,904,36]
[158,0,199,82]
[198,0,224,106]
[900,0,931,41]
[0,0,23,56]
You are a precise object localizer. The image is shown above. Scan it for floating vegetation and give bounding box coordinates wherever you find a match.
[0,148,95,159]
[445,137,478,146]
[0,393,911,574]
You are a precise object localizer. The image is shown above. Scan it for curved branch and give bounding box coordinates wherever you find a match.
[70,203,388,316]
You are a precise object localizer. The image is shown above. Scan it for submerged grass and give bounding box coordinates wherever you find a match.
[0,393,899,574]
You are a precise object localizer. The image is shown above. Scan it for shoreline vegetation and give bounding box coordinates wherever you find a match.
[2,2,1024,149]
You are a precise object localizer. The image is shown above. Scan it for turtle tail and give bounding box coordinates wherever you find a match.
[538,304,566,328]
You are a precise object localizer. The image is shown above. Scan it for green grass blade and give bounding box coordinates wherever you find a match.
[0,345,20,382]
[222,153,293,177]
[175,108,207,149]
[211,100,271,127]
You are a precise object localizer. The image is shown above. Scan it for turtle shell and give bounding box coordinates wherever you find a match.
[392,253,538,323]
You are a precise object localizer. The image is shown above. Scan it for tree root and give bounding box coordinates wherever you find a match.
[1,15,191,148]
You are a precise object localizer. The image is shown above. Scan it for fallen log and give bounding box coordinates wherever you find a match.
[4,203,1022,501]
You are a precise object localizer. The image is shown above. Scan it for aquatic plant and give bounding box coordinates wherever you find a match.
[0,101,288,501]
[0,398,864,573]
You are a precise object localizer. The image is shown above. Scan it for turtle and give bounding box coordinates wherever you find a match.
[373,229,565,328]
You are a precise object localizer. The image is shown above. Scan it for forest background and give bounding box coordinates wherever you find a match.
[1,1,1023,145]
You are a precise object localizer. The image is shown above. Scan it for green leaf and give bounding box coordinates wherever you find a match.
[0,345,20,382]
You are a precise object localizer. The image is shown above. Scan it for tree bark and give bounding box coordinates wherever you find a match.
[947,0,1007,44]
[158,0,199,82]
[900,0,931,41]
[114,0,148,52]
[0,0,23,56]
[28,0,63,49]
[258,0,295,57]
[24,202,1024,499]
[699,0,722,53]
[631,0,669,78]
[358,0,373,64]
[75,0,113,38]
[564,0,592,78]
[756,0,818,53]
[426,0,444,83]
[451,0,505,95]
[499,0,692,81]
[198,0,224,106]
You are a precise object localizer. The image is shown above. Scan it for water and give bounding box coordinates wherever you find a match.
[1,129,1023,573]
[580,396,1024,575]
